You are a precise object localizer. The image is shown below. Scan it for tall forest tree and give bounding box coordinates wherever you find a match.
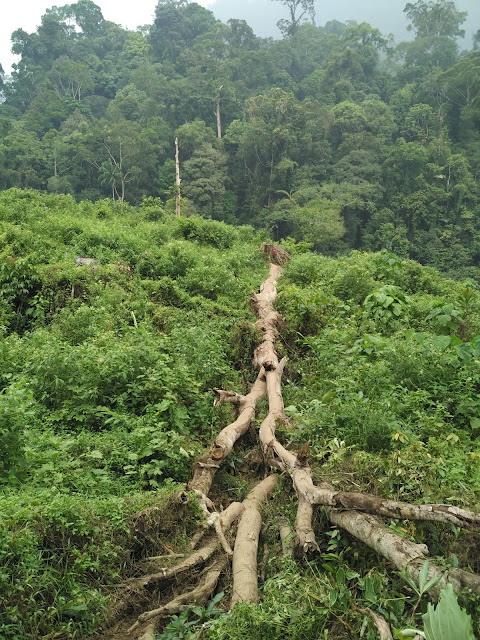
[271,0,316,36]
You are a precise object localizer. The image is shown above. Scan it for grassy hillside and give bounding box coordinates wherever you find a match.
[0,189,479,638]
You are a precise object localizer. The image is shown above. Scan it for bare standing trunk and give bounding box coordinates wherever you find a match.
[215,85,224,139]
[175,137,181,218]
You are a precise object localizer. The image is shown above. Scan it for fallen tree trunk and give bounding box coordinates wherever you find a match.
[189,261,284,497]
[329,507,480,598]
[189,369,266,497]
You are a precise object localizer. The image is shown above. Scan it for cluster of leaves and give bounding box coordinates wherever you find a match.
[156,592,225,640]
[0,1,480,278]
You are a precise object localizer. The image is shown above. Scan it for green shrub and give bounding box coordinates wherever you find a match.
[363,285,411,329]
[0,384,33,480]
[177,216,236,249]
[333,264,375,304]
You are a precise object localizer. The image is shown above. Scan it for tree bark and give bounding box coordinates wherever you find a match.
[189,369,266,497]
[215,85,224,139]
[329,507,480,598]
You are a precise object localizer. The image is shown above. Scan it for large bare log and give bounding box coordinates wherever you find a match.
[112,244,480,640]
[252,264,283,371]
[231,474,278,606]
[310,487,480,531]
[259,360,320,555]
[189,261,284,497]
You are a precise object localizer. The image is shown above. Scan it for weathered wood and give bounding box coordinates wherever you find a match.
[189,369,266,497]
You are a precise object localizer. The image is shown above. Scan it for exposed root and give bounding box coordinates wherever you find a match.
[212,512,233,556]
[127,537,219,590]
[357,608,393,640]
[128,557,228,633]
[139,554,185,562]
[294,498,320,557]
[261,242,292,266]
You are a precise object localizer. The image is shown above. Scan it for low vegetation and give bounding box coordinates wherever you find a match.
[0,189,479,638]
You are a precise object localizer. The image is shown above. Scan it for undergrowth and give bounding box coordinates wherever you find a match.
[0,191,479,637]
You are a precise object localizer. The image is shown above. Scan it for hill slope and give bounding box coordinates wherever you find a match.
[0,190,479,638]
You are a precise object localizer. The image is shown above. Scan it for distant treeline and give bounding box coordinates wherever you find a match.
[0,0,479,279]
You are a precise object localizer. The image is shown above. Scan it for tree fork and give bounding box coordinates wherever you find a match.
[189,259,286,497]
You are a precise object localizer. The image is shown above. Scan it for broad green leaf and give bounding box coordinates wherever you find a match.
[329,589,338,607]
[431,336,451,351]
[394,629,426,638]
[470,418,480,430]
[418,559,430,593]
[422,584,475,640]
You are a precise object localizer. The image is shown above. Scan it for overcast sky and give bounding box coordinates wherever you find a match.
[0,0,215,74]
[1,0,479,75]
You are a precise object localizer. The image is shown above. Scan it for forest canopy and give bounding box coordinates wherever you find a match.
[0,0,479,279]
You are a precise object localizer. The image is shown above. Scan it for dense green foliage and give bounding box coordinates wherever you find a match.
[1,0,480,279]
[1,1,480,637]
[0,189,265,638]
[0,190,479,639]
